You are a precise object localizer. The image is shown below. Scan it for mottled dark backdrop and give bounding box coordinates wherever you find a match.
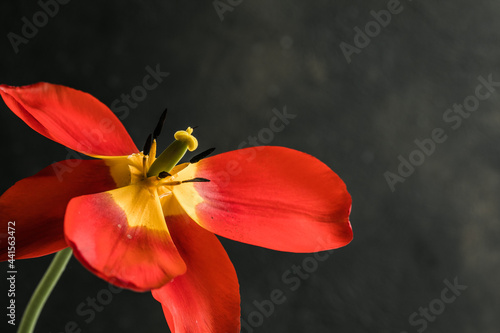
[1,1,499,332]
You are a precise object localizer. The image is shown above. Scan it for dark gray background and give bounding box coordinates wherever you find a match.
[1,1,499,332]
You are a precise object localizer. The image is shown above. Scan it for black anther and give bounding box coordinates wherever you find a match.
[190,148,216,164]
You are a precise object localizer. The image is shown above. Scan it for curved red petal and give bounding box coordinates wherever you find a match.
[65,185,186,292]
[174,146,353,252]
[0,83,138,156]
[152,209,240,333]
[0,159,119,261]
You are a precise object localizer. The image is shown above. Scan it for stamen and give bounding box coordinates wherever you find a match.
[159,180,182,186]
[182,177,211,183]
[157,177,210,188]
[143,134,153,156]
[153,108,168,140]
[142,155,149,179]
[190,148,216,164]
[158,171,172,179]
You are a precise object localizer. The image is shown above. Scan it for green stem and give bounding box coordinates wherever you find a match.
[18,248,73,333]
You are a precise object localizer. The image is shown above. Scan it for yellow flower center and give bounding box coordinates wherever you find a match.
[116,127,199,201]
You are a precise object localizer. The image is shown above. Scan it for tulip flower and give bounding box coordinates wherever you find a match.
[0,82,352,333]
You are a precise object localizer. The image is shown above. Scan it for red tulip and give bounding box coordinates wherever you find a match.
[0,82,352,333]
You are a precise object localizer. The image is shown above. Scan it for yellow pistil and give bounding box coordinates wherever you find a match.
[174,127,198,151]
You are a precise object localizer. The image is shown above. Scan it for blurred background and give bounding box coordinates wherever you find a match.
[1,1,499,332]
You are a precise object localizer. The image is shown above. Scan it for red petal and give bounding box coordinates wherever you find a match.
[0,160,119,261]
[152,208,240,333]
[0,83,138,156]
[65,185,187,292]
[174,146,353,252]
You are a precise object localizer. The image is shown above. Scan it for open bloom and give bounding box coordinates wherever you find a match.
[0,82,352,332]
